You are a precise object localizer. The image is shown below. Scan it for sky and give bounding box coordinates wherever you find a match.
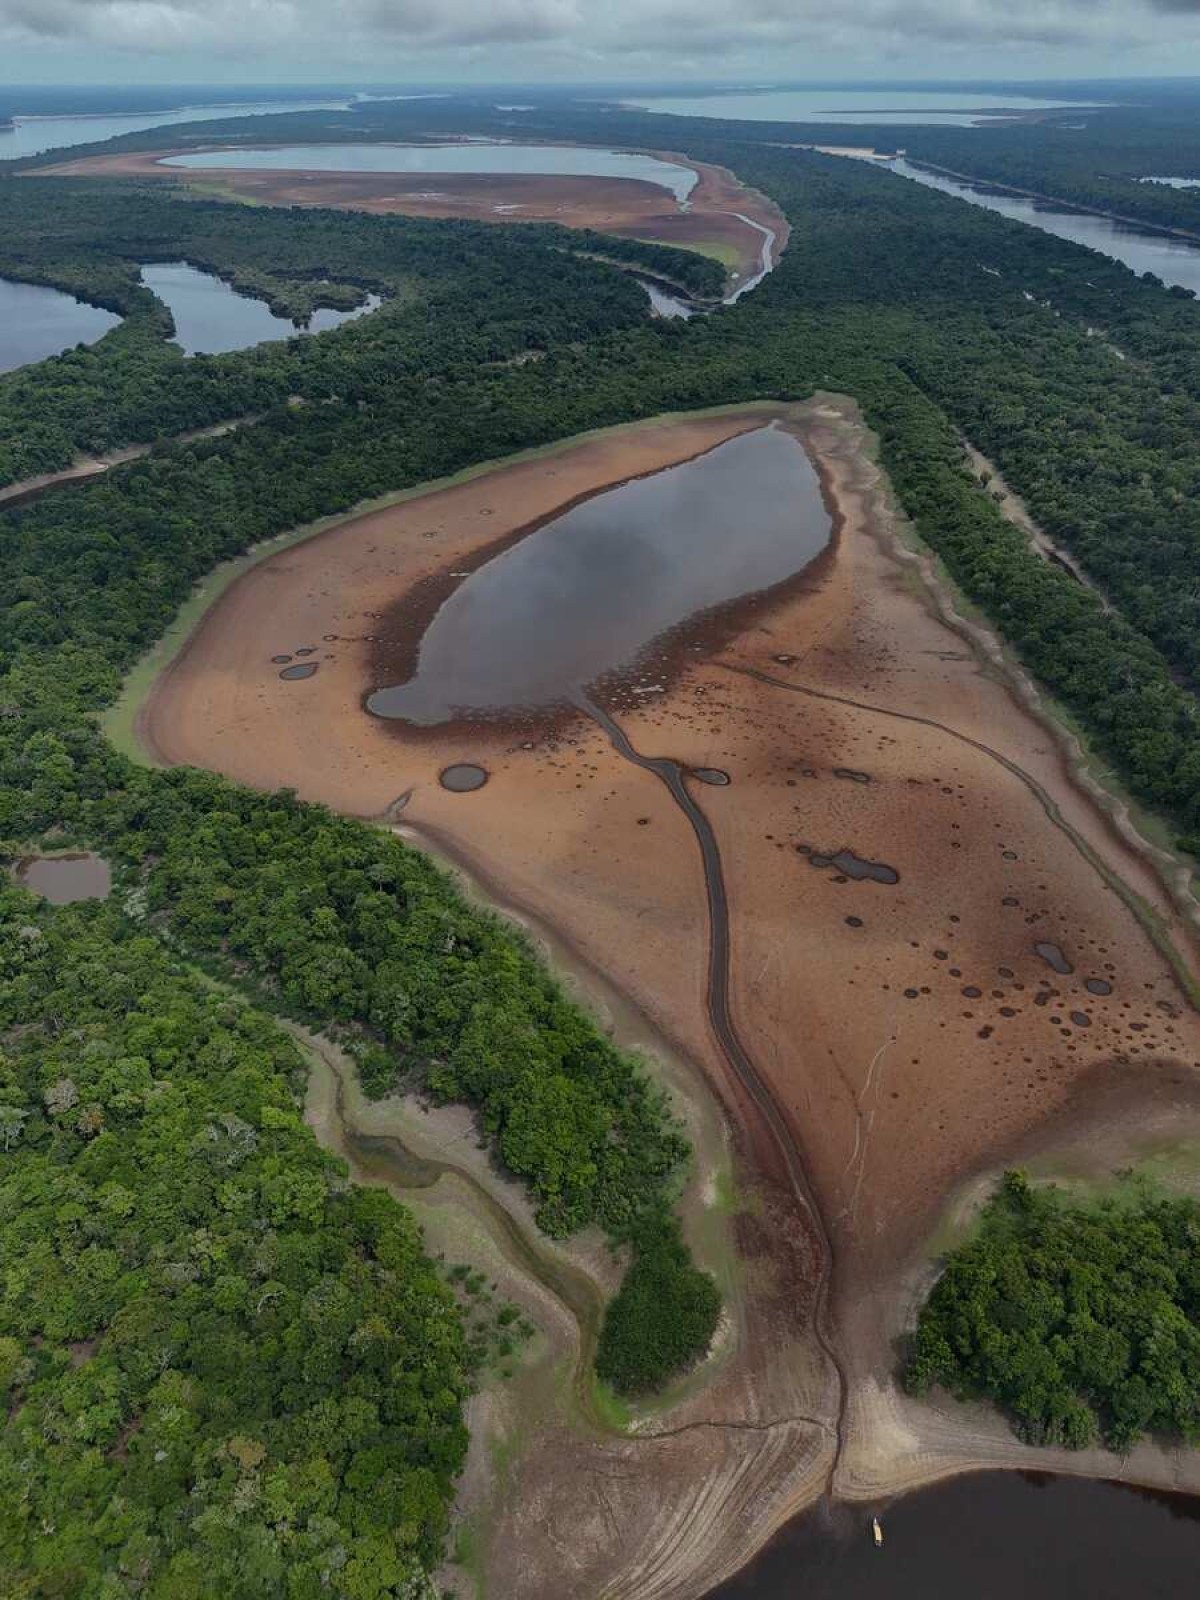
[3,0,1200,86]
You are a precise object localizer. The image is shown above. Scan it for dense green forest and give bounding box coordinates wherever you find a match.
[908,1171,1200,1450]
[0,179,720,482]
[9,85,1200,1588]
[0,887,470,1599]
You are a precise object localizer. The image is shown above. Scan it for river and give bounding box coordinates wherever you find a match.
[890,157,1200,296]
[710,1471,1200,1597]
[626,89,1103,127]
[0,277,120,373]
[0,97,352,162]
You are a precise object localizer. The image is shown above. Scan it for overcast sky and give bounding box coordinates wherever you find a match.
[4,0,1200,87]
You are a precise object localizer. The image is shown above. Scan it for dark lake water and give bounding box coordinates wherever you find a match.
[0,98,350,162]
[367,423,829,726]
[626,90,1100,127]
[14,853,111,904]
[163,142,698,201]
[891,158,1200,296]
[710,1473,1200,1599]
[0,277,121,373]
[140,263,378,356]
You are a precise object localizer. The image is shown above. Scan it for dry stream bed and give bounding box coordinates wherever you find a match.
[113,397,1200,1597]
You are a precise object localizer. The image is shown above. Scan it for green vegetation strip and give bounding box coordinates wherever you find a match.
[909,1171,1200,1451]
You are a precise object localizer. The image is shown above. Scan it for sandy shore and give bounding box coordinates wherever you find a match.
[36,148,788,290]
[131,398,1200,1594]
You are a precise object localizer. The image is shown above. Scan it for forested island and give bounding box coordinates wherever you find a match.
[7,82,1200,1598]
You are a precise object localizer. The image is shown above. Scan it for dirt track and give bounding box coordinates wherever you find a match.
[133,398,1200,1594]
[37,147,788,289]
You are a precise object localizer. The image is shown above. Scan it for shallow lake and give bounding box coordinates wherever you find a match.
[626,89,1101,127]
[891,158,1200,296]
[0,277,121,373]
[367,423,829,725]
[710,1472,1200,1598]
[14,853,111,904]
[0,98,351,162]
[140,263,378,356]
[163,142,698,201]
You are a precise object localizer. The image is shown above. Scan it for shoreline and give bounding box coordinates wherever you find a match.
[111,396,1200,1595]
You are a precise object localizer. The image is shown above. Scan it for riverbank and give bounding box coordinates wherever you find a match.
[113,397,1200,1594]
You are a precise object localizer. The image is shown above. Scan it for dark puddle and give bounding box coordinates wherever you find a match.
[808,848,899,885]
[14,852,111,904]
[366,426,831,728]
[833,768,871,784]
[440,764,489,792]
[1034,940,1074,975]
[1086,976,1114,996]
[271,654,293,664]
[693,768,731,787]
[279,662,319,681]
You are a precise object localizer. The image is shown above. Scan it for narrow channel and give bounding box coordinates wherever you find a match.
[575,689,848,1478]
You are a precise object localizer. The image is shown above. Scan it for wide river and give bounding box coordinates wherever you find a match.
[627,89,1103,127]
[890,157,1200,296]
[710,1472,1200,1597]
[0,97,351,161]
[163,141,699,201]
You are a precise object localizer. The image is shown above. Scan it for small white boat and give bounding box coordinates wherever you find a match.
[872,1515,884,1549]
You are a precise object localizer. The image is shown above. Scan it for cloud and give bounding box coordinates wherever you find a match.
[0,0,1196,67]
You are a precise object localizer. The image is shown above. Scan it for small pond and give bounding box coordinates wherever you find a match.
[163,142,698,201]
[140,262,379,356]
[13,852,112,904]
[368,423,829,726]
[710,1471,1200,1599]
[0,277,121,373]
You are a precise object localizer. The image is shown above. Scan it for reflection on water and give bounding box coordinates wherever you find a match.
[711,1473,1200,1599]
[0,277,121,373]
[891,159,1200,296]
[163,142,698,201]
[367,424,830,726]
[625,89,1100,127]
[140,262,377,356]
[0,99,350,161]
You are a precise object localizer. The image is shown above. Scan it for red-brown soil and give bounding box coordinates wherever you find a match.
[134,398,1200,1595]
[37,148,788,289]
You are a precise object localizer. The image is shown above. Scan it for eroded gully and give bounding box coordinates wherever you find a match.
[575,689,850,1482]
